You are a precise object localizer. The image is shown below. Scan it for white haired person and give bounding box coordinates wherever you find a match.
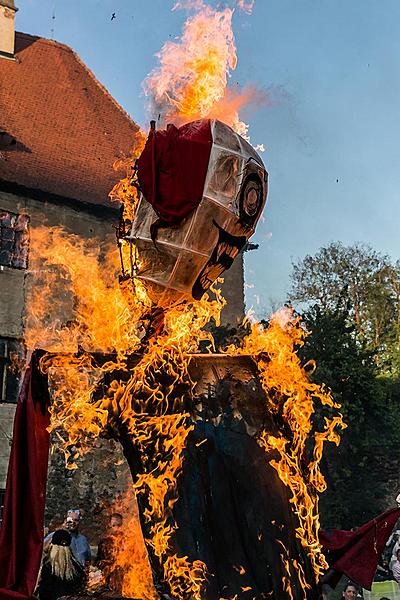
[36,529,86,600]
[44,509,91,566]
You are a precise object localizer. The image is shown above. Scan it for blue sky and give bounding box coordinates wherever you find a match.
[18,1,400,316]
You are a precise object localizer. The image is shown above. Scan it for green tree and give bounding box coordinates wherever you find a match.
[298,305,400,529]
[290,242,400,368]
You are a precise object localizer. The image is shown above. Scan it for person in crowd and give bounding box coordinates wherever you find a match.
[342,581,358,599]
[96,512,124,592]
[36,529,86,600]
[320,586,329,600]
[391,548,400,583]
[375,555,391,581]
[44,508,91,566]
[385,529,400,571]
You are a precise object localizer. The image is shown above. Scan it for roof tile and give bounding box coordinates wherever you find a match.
[0,32,139,206]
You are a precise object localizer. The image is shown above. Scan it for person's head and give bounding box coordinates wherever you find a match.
[48,529,79,580]
[110,512,123,531]
[343,582,358,600]
[65,509,81,533]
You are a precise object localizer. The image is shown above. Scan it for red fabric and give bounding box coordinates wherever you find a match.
[0,353,51,599]
[137,119,213,225]
[320,506,400,590]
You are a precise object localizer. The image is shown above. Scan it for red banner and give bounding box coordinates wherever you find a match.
[0,352,50,598]
[320,506,400,590]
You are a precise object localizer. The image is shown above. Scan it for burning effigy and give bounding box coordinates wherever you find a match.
[0,2,350,600]
[119,118,267,305]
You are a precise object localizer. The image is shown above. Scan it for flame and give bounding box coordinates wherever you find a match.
[107,287,224,599]
[25,217,224,597]
[109,129,146,223]
[277,539,295,600]
[21,2,345,597]
[143,0,253,137]
[103,489,158,599]
[25,223,344,596]
[237,0,255,14]
[227,308,346,585]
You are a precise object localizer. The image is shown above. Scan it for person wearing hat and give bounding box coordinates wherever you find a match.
[44,509,91,566]
[36,529,86,600]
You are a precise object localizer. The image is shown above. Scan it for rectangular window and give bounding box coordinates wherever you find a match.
[0,338,22,403]
[0,211,29,269]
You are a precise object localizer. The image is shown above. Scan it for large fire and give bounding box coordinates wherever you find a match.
[143,0,260,139]
[227,308,345,582]
[23,1,345,598]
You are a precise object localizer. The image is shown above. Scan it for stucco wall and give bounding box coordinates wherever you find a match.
[0,5,16,56]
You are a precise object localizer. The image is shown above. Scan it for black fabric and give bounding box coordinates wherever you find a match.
[121,417,319,600]
[51,530,71,548]
[118,361,320,599]
[35,558,85,600]
[171,422,318,599]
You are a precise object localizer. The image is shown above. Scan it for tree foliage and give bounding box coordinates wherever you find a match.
[298,305,400,529]
[290,242,400,372]
[289,242,400,528]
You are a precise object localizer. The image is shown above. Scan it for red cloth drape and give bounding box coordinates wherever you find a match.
[320,506,400,590]
[137,119,213,228]
[0,352,50,599]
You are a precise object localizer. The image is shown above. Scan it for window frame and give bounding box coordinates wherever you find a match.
[0,337,23,404]
[0,210,30,270]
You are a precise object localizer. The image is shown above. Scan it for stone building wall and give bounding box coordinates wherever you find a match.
[0,187,118,489]
[0,186,245,519]
[220,253,245,326]
[45,436,134,546]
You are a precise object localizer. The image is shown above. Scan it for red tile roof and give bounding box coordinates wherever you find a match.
[0,32,139,207]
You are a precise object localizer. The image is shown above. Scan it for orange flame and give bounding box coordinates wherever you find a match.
[25,226,344,595]
[102,489,158,599]
[227,308,346,584]
[22,2,345,597]
[106,287,224,598]
[109,129,146,222]
[143,0,254,137]
[25,219,224,597]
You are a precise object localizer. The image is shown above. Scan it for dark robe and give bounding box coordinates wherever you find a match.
[35,557,85,600]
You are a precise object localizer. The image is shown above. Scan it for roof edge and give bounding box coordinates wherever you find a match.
[0,178,120,219]
[15,31,139,129]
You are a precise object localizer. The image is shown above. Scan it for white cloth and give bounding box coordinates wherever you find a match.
[390,540,400,571]
[392,559,400,583]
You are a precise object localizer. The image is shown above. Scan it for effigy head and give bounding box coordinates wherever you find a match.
[125,118,268,305]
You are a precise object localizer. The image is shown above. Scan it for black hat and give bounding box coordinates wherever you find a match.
[51,529,71,547]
